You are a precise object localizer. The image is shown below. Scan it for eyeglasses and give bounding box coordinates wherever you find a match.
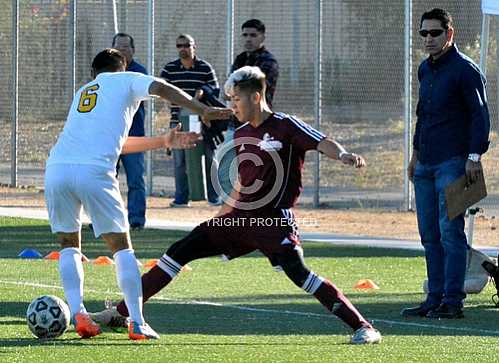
[419,29,445,38]
[176,43,192,49]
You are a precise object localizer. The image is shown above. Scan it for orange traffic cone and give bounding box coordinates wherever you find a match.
[354,279,380,290]
[93,256,114,265]
[45,251,60,260]
[144,259,159,268]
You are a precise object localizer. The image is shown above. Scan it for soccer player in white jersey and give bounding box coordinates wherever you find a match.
[44,48,231,340]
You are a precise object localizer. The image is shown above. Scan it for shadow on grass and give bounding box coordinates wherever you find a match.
[2,295,499,344]
[0,223,424,260]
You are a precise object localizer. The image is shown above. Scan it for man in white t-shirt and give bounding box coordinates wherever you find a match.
[45,48,231,340]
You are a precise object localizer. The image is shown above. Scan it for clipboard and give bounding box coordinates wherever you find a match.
[445,173,487,220]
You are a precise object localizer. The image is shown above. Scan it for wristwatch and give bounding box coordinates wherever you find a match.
[468,153,481,162]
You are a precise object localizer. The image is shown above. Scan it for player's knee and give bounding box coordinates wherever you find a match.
[57,232,80,249]
[165,227,206,265]
[101,232,131,254]
[277,255,311,288]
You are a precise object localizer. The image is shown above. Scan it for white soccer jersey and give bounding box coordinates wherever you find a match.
[47,71,157,170]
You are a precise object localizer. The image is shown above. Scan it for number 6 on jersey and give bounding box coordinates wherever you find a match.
[78,84,99,113]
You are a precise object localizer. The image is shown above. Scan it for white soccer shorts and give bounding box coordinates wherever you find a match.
[44,163,129,237]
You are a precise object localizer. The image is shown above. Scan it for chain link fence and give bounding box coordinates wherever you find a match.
[0,0,498,213]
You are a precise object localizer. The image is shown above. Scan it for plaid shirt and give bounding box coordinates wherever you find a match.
[231,46,279,107]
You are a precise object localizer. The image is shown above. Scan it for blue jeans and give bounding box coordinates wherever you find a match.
[171,123,219,204]
[117,152,146,226]
[414,157,468,307]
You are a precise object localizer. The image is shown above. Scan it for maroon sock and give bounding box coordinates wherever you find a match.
[116,265,173,317]
[313,279,370,331]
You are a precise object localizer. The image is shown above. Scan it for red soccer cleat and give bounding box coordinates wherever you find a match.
[74,312,102,338]
[128,321,159,340]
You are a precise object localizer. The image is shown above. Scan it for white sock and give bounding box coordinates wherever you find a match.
[59,247,86,319]
[114,248,145,325]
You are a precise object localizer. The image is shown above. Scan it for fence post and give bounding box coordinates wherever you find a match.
[70,0,76,94]
[11,0,19,188]
[226,0,234,76]
[313,0,322,208]
[145,0,155,195]
[403,0,413,211]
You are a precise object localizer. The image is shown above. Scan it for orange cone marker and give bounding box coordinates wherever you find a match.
[93,256,114,265]
[354,279,380,290]
[45,251,60,260]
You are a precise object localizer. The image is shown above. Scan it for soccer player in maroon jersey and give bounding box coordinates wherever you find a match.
[91,66,382,344]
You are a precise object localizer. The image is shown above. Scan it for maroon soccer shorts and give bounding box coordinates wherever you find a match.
[198,208,301,260]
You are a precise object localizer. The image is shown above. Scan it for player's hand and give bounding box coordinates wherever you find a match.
[201,107,233,127]
[465,159,483,185]
[165,124,202,149]
[340,152,366,168]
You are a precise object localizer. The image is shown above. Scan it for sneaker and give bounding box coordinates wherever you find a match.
[401,302,439,318]
[426,303,464,319]
[74,312,101,338]
[350,326,382,344]
[169,201,191,208]
[130,223,144,231]
[89,307,129,332]
[128,321,160,340]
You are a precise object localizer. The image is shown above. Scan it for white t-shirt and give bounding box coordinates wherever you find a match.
[47,71,157,170]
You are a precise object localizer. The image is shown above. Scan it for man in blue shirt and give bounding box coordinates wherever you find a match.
[402,8,490,319]
[112,33,148,230]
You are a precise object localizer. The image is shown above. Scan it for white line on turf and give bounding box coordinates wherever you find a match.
[2,279,499,336]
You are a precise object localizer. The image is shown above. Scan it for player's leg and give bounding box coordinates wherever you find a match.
[45,164,101,338]
[114,226,224,318]
[100,231,158,339]
[274,248,381,344]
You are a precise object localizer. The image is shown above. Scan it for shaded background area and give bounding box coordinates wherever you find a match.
[0,0,497,212]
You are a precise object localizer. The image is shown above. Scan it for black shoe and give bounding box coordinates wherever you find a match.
[426,304,464,319]
[130,223,144,231]
[401,303,438,318]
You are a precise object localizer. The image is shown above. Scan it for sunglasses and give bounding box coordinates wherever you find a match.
[419,29,445,38]
[176,43,192,49]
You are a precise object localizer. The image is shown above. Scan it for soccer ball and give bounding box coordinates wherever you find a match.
[26,295,70,339]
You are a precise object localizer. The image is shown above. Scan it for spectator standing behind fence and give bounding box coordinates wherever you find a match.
[216,19,281,201]
[112,33,148,230]
[161,34,222,207]
[402,8,490,319]
[231,19,279,107]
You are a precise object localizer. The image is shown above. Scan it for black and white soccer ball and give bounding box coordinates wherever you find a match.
[26,295,70,339]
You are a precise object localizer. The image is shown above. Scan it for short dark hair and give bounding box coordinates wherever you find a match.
[241,19,265,33]
[420,8,453,30]
[112,32,135,49]
[92,48,127,73]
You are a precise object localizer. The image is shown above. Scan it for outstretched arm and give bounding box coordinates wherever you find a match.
[122,124,200,154]
[148,80,232,123]
[317,138,366,168]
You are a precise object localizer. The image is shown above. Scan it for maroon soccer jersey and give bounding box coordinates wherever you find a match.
[234,112,325,210]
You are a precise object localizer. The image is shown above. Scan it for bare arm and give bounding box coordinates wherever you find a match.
[317,138,365,168]
[121,125,200,154]
[149,80,232,123]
